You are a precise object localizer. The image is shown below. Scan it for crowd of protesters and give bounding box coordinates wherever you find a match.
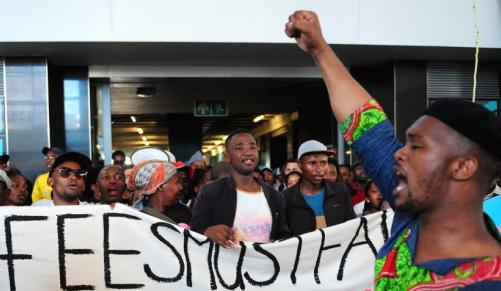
[0,9,500,289]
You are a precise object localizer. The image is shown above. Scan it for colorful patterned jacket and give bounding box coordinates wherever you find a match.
[341,99,501,290]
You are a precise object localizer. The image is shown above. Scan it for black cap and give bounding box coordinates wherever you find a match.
[42,146,64,156]
[0,154,9,164]
[49,152,93,177]
[423,99,501,161]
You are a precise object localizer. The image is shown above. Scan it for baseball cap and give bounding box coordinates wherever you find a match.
[42,146,64,156]
[49,152,93,177]
[258,165,273,173]
[297,140,335,160]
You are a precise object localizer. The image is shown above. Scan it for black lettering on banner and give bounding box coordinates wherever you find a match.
[144,222,184,283]
[57,214,95,290]
[337,217,377,281]
[0,215,47,291]
[207,241,217,290]
[243,243,279,287]
[183,229,212,288]
[214,242,246,290]
[290,236,302,285]
[380,210,389,242]
[103,213,143,289]
[314,229,341,284]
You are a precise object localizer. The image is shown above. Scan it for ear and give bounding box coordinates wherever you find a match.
[224,152,230,163]
[47,177,54,187]
[450,156,478,181]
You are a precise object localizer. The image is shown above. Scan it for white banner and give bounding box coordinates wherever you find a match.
[0,204,393,291]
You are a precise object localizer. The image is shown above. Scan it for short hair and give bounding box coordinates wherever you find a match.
[339,163,351,170]
[224,128,257,150]
[328,157,339,167]
[98,165,124,179]
[112,150,125,159]
[6,168,22,177]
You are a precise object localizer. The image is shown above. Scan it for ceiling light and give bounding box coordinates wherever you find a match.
[130,116,136,123]
[137,87,156,98]
[142,136,147,141]
[137,128,144,135]
[145,141,150,146]
[253,115,265,123]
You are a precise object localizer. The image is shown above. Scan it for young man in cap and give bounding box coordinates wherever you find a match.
[32,146,64,203]
[286,10,501,289]
[191,128,290,247]
[186,150,207,170]
[283,140,355,235]
[32,152,92,206]
[129,160,190,225]
[92,165,127,205]
[259,166,274,186]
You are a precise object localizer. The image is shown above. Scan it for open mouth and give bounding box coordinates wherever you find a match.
[393,169,408,196]
[242,158,255,167]
[107,189,119,196]
[67,182,80,190]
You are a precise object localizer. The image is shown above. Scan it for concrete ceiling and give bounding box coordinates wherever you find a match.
[2,42,500,67]
[108,77,327,153]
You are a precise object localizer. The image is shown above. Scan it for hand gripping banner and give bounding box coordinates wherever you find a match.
[0,204,393,291]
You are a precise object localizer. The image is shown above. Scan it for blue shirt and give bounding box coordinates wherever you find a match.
[302,189,325,216]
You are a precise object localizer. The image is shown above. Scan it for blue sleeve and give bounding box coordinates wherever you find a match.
[351,120,402,208]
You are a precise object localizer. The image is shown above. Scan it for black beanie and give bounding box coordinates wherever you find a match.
[423,99,501,161]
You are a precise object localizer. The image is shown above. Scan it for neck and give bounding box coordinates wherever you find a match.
[231,171,260,192]
[147,194,170,213]
[300,179,323,195]
[415,194,501,263]
[52,193,80,206]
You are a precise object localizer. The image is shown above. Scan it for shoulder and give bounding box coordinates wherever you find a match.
[282,184,300,200]
[200,176,229,194]
[324,180,350,193]
[34,172,48,182]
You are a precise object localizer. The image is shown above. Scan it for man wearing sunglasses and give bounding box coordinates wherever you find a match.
[32,152,93,206]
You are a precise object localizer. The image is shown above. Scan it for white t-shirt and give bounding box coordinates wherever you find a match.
[232,188,272,243]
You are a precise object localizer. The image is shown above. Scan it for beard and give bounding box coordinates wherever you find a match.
[395,164,448,213]
[58,191,81,202]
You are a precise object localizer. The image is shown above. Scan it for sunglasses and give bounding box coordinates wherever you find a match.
[56,167,88,179]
